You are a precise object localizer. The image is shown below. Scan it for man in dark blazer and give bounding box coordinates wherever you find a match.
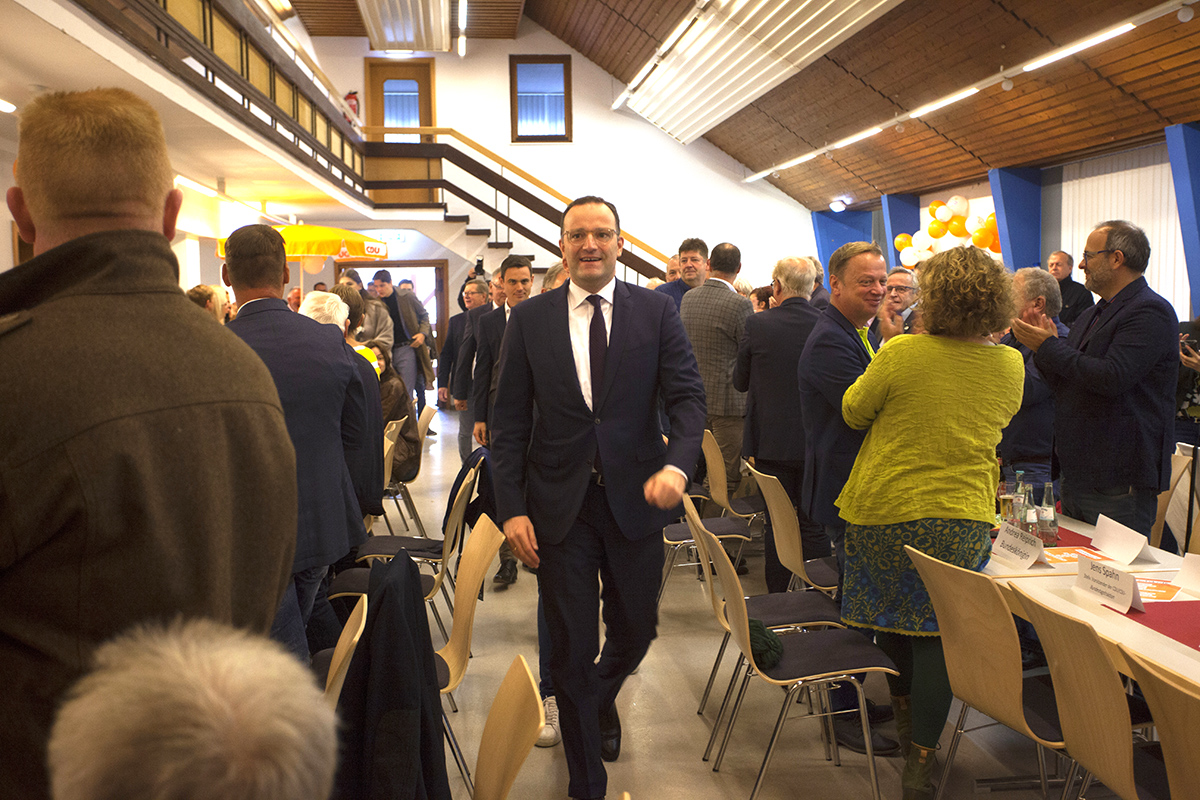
[439,278,488,462]
[733,256,827,594]
[1012,220,1178,535]
[490,197,705,800]
[1048,249,1094,327]
[472,255,533,585]
[451,279,500,460]
[224,224,369,660]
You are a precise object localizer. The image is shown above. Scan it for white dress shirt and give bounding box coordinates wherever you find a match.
[566,278,614,412]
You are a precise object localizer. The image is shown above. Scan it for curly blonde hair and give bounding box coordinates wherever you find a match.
[918,247,1015,337]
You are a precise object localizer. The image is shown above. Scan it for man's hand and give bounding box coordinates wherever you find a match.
[876,306,904,342]
[1009,314,1057,352]
[473,421,489,447]
[1180,334,1200,371]
[437,387,449,403]
[410,332,426,348]
[454,398,467,411]
[644,468,687,509]
[504,515,539,568]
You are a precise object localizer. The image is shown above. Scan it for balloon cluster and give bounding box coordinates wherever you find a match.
[893,195,1001,267]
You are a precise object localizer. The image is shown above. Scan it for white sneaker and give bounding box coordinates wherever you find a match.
[536,695,561,747]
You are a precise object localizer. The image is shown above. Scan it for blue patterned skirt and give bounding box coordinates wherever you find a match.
[840,518,992,635]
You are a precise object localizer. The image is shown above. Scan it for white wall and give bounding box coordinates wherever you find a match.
[1,136,16,273]
[308,17,815,288]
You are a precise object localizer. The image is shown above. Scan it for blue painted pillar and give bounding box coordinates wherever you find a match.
[1166,122,1200,317]
[988,167,1042,271]
[812,210,873,288]
[880,194,921,268]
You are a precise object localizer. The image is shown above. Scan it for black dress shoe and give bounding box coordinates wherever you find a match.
[493,560,518,586]
[599,704,621,762]
[865,698,895,724]
[832,716,900,756]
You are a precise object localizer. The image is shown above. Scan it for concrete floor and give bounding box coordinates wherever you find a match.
[378,403,1110,800]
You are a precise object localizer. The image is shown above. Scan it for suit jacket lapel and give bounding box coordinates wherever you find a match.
[547,286,587,410]
[1078,277,1143,350]
[595,280,630,413]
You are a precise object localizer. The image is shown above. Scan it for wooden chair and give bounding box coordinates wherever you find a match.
[312,595,367,711]
[377,418,405,534]
[1120,644,1200,799]
[747,464,839,596]
[685,496,841,720]
[1150,449,1190,548]
[330,462,481,644]
[701,428,765,521]
[438,513,506,796]
[1011,584,1167,800]
[658,502,753,609]
[697,505,898,800]
[473,655,543,800]
[386,405,437,536]
[904,546,1066,800]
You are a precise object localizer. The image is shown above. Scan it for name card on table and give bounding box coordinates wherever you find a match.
[1088,514,1150,565]
[1074,560,1144,613]
[1172,552,1200,598]
[992,522,1047,570]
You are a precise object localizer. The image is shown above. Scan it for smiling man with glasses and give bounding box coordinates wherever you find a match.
[1010,220,1178,537]
[871,266,919,341]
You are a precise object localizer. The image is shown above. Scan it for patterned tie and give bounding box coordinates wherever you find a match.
[858,327,876,360]
[587,295,607,408]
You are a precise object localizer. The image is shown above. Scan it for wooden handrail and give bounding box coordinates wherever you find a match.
[361,126,669,265]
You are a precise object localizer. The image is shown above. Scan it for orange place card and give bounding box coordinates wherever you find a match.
[1043,546,1112,566]
[1135,578,1183,603]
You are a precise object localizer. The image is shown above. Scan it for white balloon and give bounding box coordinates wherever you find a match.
[948,195,969,217]
[935,205,953,223]
[911,230,933,251]
[965,214,985,234]
[900,246,919,267]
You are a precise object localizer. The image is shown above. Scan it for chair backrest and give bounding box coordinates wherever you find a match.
[1120,644,1200,799]
[437,513,505,692]
[324,595,367,710]
[417,405,436,443]
[381,417,405,488]
[685,497,755,667]
[700,429,734,512]
[424,462,482,599]
[747,464,833,593]
[472,654,544,800]
[903,546,1062,747]
[683,496,730,635]
[1151,450,1191,548]
[1010,584,1138,800]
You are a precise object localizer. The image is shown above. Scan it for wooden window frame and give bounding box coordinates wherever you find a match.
[509,55,572,143]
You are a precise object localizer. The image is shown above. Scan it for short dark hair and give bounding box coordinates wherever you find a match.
[397,278,414,289]
[709,242,740,275]
[562,195,620,234]
[313,281,327,291]
[330,283,365,329]
[828,241,883,281]
[678,237,708,260]
[224,225,286,289]
[341,267,363,288]
[1097,220,1151,273]
[499,254,533,280]
[372,269,392,284]
[752,286,773,306]
[1050,250,1074,267]
[186,284,214,308]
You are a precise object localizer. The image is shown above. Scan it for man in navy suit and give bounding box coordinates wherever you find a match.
[491,197,705,800]
[1012,220,1178,535]
[439,277,488,462]
[451,279,501,459]
[733,256,827,593]
[223,225,369,659]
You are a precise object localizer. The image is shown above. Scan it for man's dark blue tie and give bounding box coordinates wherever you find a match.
[587,295,606,408]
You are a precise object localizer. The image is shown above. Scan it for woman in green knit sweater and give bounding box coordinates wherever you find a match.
[837,246,1024,799]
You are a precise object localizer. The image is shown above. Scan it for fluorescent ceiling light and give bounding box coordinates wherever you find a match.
[910,87,979,118]
[458,0,467,30]
[175,175,218,197]
[829,200,847,212]
[0,98,15,114]
[833,127,882,149]
[1023,23,1135,72]
[457,35,465,57]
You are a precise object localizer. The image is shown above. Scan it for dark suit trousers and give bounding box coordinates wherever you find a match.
[754,459,830,593]
[537,481,664,799]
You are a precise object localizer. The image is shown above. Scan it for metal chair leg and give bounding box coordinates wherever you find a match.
[657,543,682,608]
[850,678,884,800]
[704,653,744,761]
[748,683,804,800]
[429,602,449,645]
[442,706,474,797]
[400,483,428,537]
[698,631,730,714]
[713,665,754,770]
[445,689,458,713]
[933,702,971,800]
[381,513,394,534]
[389,493,410,531]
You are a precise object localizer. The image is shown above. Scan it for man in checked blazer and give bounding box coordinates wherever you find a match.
[679,242,754,497]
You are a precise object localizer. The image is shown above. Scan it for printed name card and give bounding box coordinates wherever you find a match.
[1074,560,1143,613]
[1088,515,1149,565]
[992,522,1047,570]
[1172,552,1200,598]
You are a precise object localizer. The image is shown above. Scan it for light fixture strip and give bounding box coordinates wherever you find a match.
[0,98,15,114]
[611,0,710,110]
[833,126,883,149]
[458,0,468,32]
[742,0,1191,184]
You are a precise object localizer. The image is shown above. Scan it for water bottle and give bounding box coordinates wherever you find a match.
[1011,470,1027,525]
[1037,482,1059,546]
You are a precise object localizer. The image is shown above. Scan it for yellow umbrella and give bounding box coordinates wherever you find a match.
[217,225,388,274]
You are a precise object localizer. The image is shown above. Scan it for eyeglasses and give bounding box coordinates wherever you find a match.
[886,285,914,294]
[1081,249,1112,263]
[564,228,618,245]
[463,289,484,296]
